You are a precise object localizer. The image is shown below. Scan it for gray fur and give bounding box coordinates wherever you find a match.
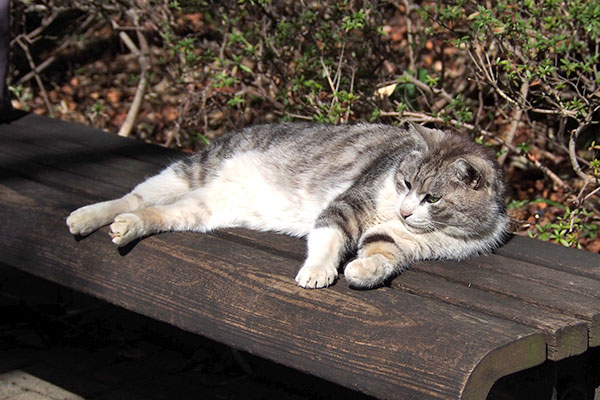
[67,122,507,289]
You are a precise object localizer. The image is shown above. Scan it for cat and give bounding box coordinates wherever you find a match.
[66,122,508,289]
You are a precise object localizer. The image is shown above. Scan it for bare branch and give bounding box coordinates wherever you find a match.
[498,80,529,165]
[400,0,415,73]
[117,11,151,137]
[568,123,594,182]
[584,185,600,202]
[400,72,453,106]
[17,14,99,86]
[15,37,53,117]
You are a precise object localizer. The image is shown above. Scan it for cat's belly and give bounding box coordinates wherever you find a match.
[197,152,353,236]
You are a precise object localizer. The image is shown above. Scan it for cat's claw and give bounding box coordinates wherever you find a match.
[109,213,143,246]
[295,264,338,289]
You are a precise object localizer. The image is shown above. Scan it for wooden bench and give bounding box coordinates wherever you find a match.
[1,113,599,399]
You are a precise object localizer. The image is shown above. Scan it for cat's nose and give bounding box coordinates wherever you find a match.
[401,209,412,219]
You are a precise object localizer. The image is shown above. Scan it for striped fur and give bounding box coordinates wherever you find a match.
[67,122,507,289]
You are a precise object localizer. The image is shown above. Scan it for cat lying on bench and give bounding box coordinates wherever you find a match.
[67,122,507,289]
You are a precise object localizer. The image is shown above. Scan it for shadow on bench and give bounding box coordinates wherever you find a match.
[1,114,599,399]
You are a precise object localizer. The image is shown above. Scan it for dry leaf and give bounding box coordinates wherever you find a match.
[376,83,397,98]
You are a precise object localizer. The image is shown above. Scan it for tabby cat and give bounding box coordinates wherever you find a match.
[67,122,507,289]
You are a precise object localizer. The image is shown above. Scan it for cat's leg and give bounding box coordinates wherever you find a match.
[295,199,362,289]
[295,227,349,289]
[108,194,209,246]
[67,163,192,236]
[344,228,418,289]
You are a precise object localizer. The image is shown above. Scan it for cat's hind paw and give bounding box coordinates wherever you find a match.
[109,213,144,246]
[66,205,107,236]
[295,264,338,289]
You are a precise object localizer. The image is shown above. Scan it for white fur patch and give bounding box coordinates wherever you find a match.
[199,152,352,236]
[109,213,144,246]
[374,172,402,223]
[132,167,191,206]
[295,227,346,288]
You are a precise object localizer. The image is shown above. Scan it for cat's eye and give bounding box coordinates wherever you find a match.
[404,180,412,190]
[425,194,441,204]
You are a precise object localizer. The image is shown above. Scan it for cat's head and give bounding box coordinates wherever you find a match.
[395,126,506,239]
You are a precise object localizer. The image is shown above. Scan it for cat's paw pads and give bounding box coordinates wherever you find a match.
[66,205,103,236]
[109,213,143,246]
[295,264,338,289]
[344,255,389,289]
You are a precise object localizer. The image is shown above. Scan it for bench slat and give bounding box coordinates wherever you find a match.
[497,236,600,281]
[412,260,600,347]
[395,271,588,361]
[208,228,598,360]
[3,114,600,399]
[470,254,600,298]
[0,172,545,400]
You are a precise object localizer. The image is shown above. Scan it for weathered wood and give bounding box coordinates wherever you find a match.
[497,235,600,281]
[473,254,600,298]
[3,113,174,167]
[0,176,545,400]
[2,114,600,399]
[411,260,600,347]
[207,229,596,361]
[394,271,588,361]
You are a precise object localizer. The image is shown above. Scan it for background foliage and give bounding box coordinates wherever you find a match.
[8,0,600,251]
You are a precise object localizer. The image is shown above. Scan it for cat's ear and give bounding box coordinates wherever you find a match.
[406,122,446,148]
[452,158,484,189]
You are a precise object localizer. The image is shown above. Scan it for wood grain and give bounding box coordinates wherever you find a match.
[208,229,597,361]
[3,113,600,399]
[497,235,600,281]
[0,181,545,400]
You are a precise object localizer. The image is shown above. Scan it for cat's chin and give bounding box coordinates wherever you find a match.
[402,219,433,234]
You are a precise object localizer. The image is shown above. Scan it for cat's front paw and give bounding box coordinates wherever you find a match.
[66,204,105,236]
[109,213,144,246]
[295,264,338,289]
[344,255,394,289]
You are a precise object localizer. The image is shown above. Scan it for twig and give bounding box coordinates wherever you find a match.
[333,43,345,94]
[584,185,600,202]
[320,56,337,98]
[466,45,519,107]
[575,180,590,205]
[527,153,570,190]
[279,112,313,121]
[380,109,504,143]
[344,66,356,124]
[117,12,151,138]
[400,72,453,105]
[529,107,578,118]
[10,9,60,48]
[568,123,593,182]
[401,0,415,73]
[498,80,529,165]
[15,37,53,117]
[17,14,99,86]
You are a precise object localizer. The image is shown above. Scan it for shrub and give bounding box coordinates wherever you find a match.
[8,0,600,250]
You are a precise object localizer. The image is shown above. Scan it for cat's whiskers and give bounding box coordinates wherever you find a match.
[431,219,469,228]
